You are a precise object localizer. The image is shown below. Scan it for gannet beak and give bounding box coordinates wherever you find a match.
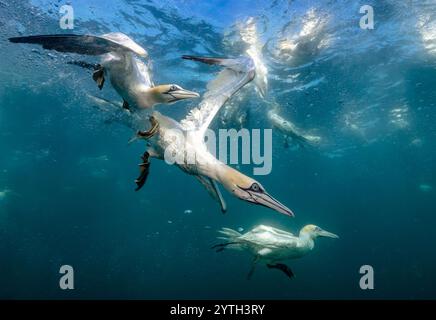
[155,84,200,104]
[237,185,294,217]
[250,191,294,217]
[167,88,200,102]
[318,229,339,239]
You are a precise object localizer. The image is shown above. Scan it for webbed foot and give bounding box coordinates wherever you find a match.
[267,263,294,279]
[92,64,105,90]
[137,116,159,139]
[135,151,150,191]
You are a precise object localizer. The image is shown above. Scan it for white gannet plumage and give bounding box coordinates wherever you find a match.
[135,55,293,217]
[214,224,339,279]
[9,33,199,111]
[225,18,323,149]
[267,107,322,148]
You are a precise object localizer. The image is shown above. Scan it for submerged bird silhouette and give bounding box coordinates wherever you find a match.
[9,33,199,110]
[213,224,339,279]
[134,55,294,217]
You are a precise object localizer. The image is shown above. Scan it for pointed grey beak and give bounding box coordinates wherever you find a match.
[249,191,294,217]
[318,229,339,239]
[170,89,200,101]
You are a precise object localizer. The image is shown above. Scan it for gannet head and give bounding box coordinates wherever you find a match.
[150,84,200,104]
[300,224,339,239]
[218,165,294,217]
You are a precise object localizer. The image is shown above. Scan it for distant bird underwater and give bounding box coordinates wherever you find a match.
[213,224,339,279]
[220,18,323,150]
[267,107,322,149]
[8,32,199,111]
[132,55,294,217]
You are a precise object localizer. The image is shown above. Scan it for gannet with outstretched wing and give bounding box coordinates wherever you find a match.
[135,55,293,216]
[213,224,338,279]
[9,33,199,110]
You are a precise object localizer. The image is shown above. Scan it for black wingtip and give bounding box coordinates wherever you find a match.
[181,55,225,65]
[9,37,21,43]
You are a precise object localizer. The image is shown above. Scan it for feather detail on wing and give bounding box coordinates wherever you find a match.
[9,32,147,57]
[240,225,298,248]
[250,225,296,238]
[180,55,255,135]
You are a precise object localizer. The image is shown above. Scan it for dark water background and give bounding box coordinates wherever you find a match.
[0,0,435,299]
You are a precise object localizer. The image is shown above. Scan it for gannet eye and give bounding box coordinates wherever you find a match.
[170,85,178,91]
[250,183,261,192]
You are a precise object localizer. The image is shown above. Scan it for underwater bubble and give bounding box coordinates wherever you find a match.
[184,209,192,214]
[167,220,173,224]
[237,227,244,232]
[204,226,211,230]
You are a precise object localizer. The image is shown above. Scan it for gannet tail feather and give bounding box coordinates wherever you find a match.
[212,227,243,252]
[218,227,242,239]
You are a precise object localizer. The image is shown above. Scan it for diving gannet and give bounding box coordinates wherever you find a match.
[213,224,338,279]
[222,18,321,148]
[267,108,322,148]
[9,33,199,110]
[134,55,293,217]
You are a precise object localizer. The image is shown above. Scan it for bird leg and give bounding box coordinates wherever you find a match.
[266,263,294,279]
[137,116,159,139]
[135,151,151,191]
[247,256,260,280]
[134,117,160,191]
[92,64,105,90]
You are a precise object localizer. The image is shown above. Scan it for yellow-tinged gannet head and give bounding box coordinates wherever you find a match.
[300,224,339,239]
[150,84,200,104]
[218,165,294,217]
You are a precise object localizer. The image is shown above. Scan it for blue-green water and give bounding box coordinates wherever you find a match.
[0,0,435,299]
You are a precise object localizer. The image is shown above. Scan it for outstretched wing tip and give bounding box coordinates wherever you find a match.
[181,55,256,133]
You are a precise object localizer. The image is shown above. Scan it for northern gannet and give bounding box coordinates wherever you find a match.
[224,18,322,150]
[267,109,322,148]
[134,55,293,217]
[213,224,338,279]
[9,33,199,110]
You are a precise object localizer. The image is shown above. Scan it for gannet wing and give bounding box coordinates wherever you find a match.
[9,32,147,57]
[245,225,297,246]
[85,94,140,130]
[180,55,255,135]
[196,175,227,213]
[134,56,154,88]
[251,225,295,237]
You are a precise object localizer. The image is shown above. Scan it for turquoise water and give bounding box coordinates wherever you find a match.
[0,0,435,299]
